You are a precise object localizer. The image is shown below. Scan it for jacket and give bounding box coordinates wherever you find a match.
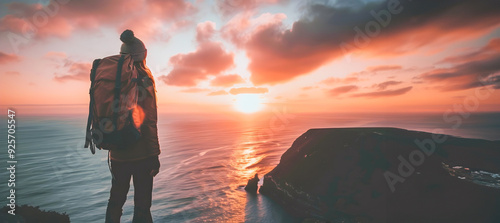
[110,61,161,161]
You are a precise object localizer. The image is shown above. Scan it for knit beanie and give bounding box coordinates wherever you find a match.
[120,30,147,62]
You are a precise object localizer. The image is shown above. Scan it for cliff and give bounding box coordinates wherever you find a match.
[259,128,500,223]
[0,205,70,223]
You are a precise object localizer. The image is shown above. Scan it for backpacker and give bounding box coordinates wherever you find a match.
[84,54,142,154]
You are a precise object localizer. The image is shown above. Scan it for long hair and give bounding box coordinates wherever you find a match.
[134,60,156,92]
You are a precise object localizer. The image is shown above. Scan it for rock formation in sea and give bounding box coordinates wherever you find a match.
[259,128,500,223]
[245,173,260,193]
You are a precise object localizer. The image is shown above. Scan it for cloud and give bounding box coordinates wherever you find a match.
[208,90,229,96]
[439,38,500,65]
[321,65,404,85]
[229,87,268,95]
[489,74,500,89]
[320,65,402,86]
[321,76,360,85]
[216,0,288,16]
[418,38,500,91]
[161,42,234,86]
[352,86,413,98]
[196,21,216,42]
[372,80,402,90]
[366,65,402,73]
[210,74,245,87]
[221,12,287,47]
[3,71,20,76]
[227,0,500,85]
[0,0,196,40]
[44,51,67,59]
[48,52,91,83]
[328,85,359,96]
[180,88,210,93]
[160,21,234,87]
[54,61,91,82]
[0,3,73,39]
[158,67,201,87]
[0,52,21,64]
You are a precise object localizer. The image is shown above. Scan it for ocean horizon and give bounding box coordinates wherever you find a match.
[1,106,499,222]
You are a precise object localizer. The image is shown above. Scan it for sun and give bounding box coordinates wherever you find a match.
[234,94,264,113]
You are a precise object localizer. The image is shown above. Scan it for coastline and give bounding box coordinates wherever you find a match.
[259,128,500,222]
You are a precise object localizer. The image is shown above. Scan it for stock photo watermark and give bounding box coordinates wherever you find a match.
[6,0,70,53]
[339,0,406,62]
[6,109,17,215]
[254,106,296,143]
[384,76,497,192]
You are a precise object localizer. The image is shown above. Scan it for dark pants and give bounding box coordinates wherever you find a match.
[106,156,156,223]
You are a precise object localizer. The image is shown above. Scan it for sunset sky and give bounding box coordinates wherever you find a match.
[0,0,499,114]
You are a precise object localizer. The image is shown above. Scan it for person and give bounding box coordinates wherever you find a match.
[105,29,161,223]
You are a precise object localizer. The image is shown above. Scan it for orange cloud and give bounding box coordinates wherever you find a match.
[418,38,500,91]
[180,88,210,93]
[216,0,288,16]
[301,86,315,91]
[161,41,234,87]
[439,38,500,65]
[0,0,196,41]
[228,0,500,85]
[0,3,73,39]
[196,21,216,42]
[321,76,360,85]
[328,85,359,96]
[44,51,67,59]
[54,61,91,82]
[168,43,233,75]
[229,87,268,95]
[210,74,245,87]
[366,65,402,73]
[160,21,235,87]
[208,90,229,96]
[3,71,20,76]
[221,12,287,47]
[352,86,413,98]
[0,52,20,64]
[372,81,402,90]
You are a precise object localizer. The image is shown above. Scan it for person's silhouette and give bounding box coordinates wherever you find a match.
[105,29,161,223]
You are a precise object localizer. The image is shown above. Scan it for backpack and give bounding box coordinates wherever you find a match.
[84,54,142,154]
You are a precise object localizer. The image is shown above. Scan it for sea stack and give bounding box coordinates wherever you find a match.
[245,173,259,193]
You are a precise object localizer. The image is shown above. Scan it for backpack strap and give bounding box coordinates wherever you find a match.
[112,55,126,132]
[85,58,101,154]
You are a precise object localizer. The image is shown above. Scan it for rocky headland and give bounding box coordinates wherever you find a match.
[259,128,500,223]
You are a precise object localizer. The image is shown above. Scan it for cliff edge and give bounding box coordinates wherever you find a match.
[259,128,500,223]
[0,205,70,223]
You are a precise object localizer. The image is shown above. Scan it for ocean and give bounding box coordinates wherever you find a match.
[1,106,499,222]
